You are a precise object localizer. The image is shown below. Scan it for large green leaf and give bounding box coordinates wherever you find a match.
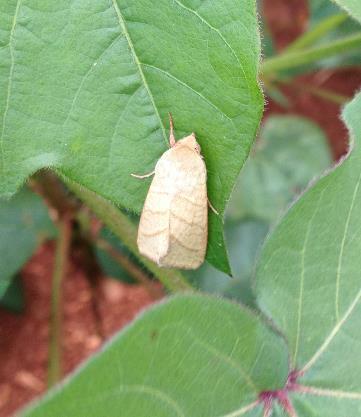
[0,0,263,274]
[256,93,361,415]
[22,294,288,417]
[333,0,361,22]
[0,187,55,297]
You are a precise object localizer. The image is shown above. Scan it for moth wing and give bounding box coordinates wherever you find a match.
[137,146,208,269]
[137,160,172,264]
[162,176,207,269]
[160,147,207,269]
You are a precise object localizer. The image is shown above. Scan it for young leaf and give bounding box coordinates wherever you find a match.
[22,295,288,417]
[256,92,361,415]
[0,188,55,298]
[0,0,263,274]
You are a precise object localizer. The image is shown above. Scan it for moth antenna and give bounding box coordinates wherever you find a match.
[131,170,155,179]
[168,112,176,147]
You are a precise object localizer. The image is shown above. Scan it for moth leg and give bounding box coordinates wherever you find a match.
[131,170,155,179]
[208,198,219,215]
[168,112,176,147]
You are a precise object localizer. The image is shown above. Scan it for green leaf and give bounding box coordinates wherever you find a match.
[22,294,288,417]
[188,220,268,307]
[0,273,24,312]
[227,115,332,223]
[0,0,263,274]
[255,92,361,414]
[0,187,55,297]
[333,0,361,22]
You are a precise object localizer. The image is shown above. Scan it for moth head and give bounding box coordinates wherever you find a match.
[176,133,201,154]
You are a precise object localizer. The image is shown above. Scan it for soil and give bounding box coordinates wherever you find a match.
[1,1,361,416]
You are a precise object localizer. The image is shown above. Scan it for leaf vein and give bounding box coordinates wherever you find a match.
[335,171,361,320]
[172,0,250,90]
[141,63,232,122]
[118,384,185,417]
[297,384,361,400]
[108,85,142,166]
[219,399,260,417]
[110,0,167,145]
[293,187,327,366]
[63,34,122,126]
[301,288,361,374]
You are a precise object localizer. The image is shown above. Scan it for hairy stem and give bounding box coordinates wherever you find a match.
[96,238,164,299]
[48,216,72,388]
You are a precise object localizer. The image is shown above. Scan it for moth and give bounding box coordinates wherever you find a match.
[132,114,216,269]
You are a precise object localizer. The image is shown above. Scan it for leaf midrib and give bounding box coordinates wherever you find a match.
[335,171,361,321]
[296,169,361,375]
[293,186,328,367]
[110,0,168,145]
[301,288,361,374]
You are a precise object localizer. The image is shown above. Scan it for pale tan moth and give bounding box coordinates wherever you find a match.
[132,114,217,269]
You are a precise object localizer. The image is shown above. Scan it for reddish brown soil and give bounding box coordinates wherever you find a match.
[0,243,159,417]
[263,0,309,49]
[1,2,361,417]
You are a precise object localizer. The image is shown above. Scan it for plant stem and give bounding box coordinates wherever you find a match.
[48,216,72,388]
[262,32,361,75]
[62,176,193,293]
[276,78,351,105]
[96,238,164,299]
[284,13,348,53]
